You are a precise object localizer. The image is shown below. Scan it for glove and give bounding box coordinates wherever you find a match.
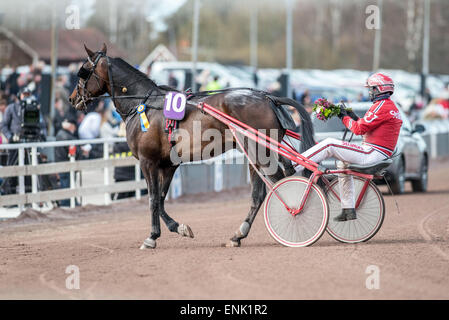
[347,110,359,121]
[338,105,348,119]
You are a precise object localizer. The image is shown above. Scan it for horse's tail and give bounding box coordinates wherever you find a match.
[270,96,315,153]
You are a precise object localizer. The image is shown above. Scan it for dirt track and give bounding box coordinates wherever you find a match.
[1,159,449,300]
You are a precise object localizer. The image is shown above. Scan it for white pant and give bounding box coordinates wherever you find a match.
[295,138,387,208]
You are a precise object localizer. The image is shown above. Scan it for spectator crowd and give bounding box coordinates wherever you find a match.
[1,62,122,144]
[0,62,125,203]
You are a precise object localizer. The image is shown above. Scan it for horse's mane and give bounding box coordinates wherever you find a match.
[111,57,159,88]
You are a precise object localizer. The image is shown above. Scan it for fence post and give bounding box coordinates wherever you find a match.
[135,162,141,200]
[70,153,76,208]
[103,142,111,205]
[214,159,223,192]
[18,147,25,212]
[31,147,38,210]
[430,132,437,159]
[171,168,182,199]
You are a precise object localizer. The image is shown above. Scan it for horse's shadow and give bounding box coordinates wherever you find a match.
[221,237,434,249]
[413,189,449,196]
[145,236,442,251]
[314,237,443,248]
[382,189,449,197]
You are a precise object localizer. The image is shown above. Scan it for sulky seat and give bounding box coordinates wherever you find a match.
[347,158,393,175]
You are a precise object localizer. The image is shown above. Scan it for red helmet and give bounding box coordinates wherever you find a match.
[365,73,394,100]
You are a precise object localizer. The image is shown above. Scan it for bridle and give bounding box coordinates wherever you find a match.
[76,51,109,109]
[75,51,164,120]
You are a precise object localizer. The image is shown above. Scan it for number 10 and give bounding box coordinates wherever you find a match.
[165,92,186,113]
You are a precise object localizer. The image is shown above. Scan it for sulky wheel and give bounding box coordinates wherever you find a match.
[325,176,385,243]
[264,177,329,247]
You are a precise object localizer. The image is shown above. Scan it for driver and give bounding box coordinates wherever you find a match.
[294,73,403,222]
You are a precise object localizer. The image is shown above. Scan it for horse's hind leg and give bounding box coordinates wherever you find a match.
[227,167,267,247]
[279,155,296,177]
[140,160,162,249]
[159,165,194,238]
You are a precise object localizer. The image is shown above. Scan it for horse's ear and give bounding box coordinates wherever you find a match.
[101,43,107,55]
[84,44,95,58]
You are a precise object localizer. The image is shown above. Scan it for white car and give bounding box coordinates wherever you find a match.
[147,61,254,91]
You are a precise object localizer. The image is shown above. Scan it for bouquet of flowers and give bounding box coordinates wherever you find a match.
[312,98,350,121]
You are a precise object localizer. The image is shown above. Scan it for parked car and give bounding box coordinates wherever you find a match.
[312,102,428,194]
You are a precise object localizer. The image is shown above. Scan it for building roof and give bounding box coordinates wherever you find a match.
[140,44,177,71]
[15,28,127,63]
[0,26,39,64]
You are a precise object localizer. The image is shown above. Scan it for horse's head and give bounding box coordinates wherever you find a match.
[69,43,110,111]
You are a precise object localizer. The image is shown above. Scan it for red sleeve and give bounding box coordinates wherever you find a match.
[342,101,385,135]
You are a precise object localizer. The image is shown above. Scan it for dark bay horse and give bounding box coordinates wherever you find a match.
[69,44,315,249]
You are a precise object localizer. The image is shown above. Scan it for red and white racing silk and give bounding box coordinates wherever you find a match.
[293,98,403,209]
[342,98,403,157]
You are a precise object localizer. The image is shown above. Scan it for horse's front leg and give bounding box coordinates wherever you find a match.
[140,160,162,249]
[159,165,194,238]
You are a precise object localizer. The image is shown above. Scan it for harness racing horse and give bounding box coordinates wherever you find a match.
[69,44,315,249]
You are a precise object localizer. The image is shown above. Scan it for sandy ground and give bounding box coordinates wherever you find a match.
[0,159,448,300]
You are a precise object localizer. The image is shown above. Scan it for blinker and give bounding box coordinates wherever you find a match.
[77,66,91,80]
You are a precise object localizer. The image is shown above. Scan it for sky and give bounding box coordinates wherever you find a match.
[145,0,187,29]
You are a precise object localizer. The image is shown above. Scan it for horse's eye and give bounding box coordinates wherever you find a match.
[77,66,91,80]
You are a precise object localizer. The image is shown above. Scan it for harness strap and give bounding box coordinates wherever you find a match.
[164,119,179,146]
[106,56,115,106]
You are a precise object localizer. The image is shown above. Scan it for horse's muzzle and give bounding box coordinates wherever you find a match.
[75,100,88,111]
[71,96,88,111]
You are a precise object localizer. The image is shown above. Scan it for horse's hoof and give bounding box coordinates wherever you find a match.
[140,238,156,249]
[225,240,241,248]
[178,224,194,238]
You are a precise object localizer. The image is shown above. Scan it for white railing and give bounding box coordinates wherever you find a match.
[417,120,449,159]
[0,137,249,213]
[1,120,447,216]
[0,137,144,212]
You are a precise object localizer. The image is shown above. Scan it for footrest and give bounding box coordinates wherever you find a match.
[347,159,393,175]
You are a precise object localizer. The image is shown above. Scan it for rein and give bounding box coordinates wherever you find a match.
[76,53,270,122]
